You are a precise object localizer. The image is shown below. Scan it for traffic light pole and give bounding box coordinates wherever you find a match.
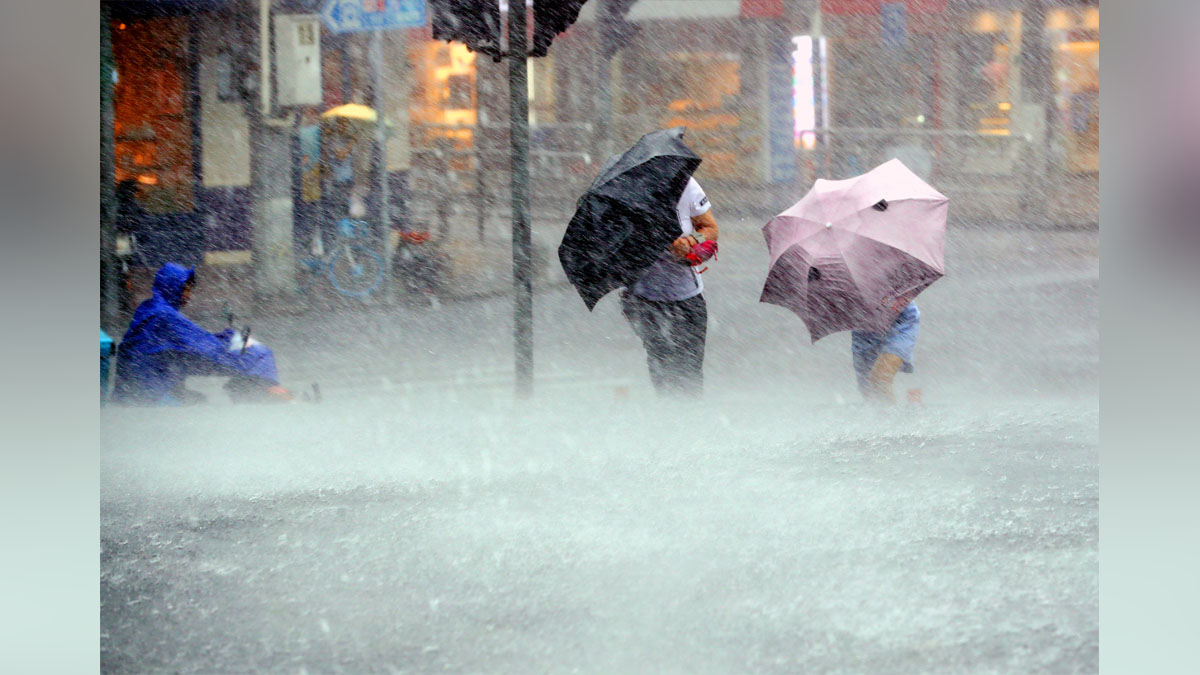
[509,3,534,398]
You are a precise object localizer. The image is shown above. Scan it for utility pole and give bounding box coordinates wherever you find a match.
[249,0,297,309]
[432,0,588,398]
[370,28,391,299]
[100,4,118,332]
[509,1,533,398]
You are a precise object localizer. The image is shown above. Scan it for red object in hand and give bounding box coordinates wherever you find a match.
[684,240,718,266]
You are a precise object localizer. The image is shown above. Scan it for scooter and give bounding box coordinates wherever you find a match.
[218,308,320,403]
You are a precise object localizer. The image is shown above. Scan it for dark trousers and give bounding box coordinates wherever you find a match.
[620,291,707,396]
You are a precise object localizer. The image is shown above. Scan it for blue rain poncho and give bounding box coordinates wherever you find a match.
[112,263,278,405]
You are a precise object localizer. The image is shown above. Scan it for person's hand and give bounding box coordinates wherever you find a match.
[671,235,698,260]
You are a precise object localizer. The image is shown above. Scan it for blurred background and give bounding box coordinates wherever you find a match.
[98,0,1100,332]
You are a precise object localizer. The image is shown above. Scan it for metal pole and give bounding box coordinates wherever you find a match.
[370,28,391,298]
[249,0,296,309]
[100,5,119,333]
[509,2,533,398]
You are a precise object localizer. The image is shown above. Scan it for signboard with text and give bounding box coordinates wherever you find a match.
[321,0,426,34]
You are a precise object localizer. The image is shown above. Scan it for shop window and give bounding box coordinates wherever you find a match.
[410,41,477,153]
[828,38,933,131]
[529,57,557,128]
[112,17,194,213]
[1047,8,1099,173]
[621,51,746,180]
[959,10,1021,136]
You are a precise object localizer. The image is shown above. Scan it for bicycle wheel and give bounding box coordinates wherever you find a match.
[329,244,384,297]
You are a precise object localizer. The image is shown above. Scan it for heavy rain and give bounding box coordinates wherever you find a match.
[99,0,1098,672]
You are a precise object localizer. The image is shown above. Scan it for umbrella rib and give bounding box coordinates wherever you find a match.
[769,219,831,260]
[837,242,872,312]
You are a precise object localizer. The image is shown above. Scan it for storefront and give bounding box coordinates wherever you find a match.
[110,1,472,261]
[616,39,751,181]
[953,3,1098,173]
[1047,5,1099,173]
[109,3,209,266]
[814,0,1098,189]
[112,17,195,213]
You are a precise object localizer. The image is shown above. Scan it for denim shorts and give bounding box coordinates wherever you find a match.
[851,302,920,391]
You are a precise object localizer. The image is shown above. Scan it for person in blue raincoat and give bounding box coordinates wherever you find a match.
[112,263,288,405]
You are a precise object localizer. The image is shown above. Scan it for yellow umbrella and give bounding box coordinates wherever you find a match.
[321,103,378,122]
[320,103,392,126]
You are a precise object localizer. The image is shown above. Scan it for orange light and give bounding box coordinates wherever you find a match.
[1045,10,1072,31]
[974,11,999,33]
[136,175,158,185]
[1058,41,1099,53]
[118,23,126,30]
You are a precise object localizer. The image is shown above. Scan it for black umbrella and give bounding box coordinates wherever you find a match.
[558,127,702,310]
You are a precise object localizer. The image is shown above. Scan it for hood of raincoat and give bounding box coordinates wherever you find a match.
[152,263,195,309]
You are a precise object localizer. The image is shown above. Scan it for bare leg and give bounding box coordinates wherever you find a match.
[865,353,904,404]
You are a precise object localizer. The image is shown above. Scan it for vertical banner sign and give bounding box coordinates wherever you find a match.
[880,2,906,50]
[768,37,798,184]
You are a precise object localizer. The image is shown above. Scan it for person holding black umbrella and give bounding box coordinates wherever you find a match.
[619,174,719,396]
[559,128,719,396]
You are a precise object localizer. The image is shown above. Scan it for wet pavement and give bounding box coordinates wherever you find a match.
[102,222,1098,673]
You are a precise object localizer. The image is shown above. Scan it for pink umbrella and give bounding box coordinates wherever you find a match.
[760,158,948,342]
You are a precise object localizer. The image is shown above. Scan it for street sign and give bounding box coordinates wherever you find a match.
[321,0,426,34]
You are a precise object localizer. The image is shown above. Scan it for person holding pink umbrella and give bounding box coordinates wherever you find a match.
[760,158,947,404]
[851,301,920,403]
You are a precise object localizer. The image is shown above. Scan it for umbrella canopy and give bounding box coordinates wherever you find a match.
[558,127,702,310]
[760,158,948,342]
[320,104,394,134]
[321,103,381,123]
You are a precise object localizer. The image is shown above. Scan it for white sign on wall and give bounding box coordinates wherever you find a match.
[275,14,322,106]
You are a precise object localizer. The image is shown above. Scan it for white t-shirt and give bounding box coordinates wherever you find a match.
[630,178,712,301]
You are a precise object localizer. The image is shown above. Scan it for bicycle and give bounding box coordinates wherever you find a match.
[297,218,385,298]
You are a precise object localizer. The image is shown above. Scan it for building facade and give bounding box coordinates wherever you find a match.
[102,0,1098,273]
